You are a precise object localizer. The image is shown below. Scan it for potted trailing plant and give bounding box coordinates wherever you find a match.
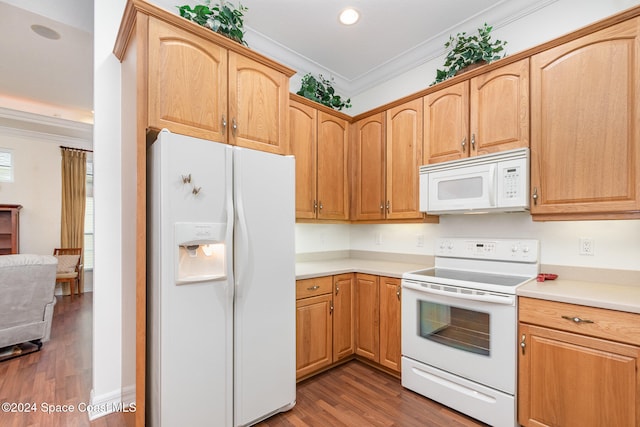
[431,23,507,86]
[297,73,352,111]
[177,0,248,46]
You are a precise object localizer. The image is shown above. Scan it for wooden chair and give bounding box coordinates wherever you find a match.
[53,248,83,297]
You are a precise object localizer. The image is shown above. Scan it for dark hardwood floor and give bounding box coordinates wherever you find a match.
[258,361,487,427]
[0,293,130,427]
[0,293,487,427]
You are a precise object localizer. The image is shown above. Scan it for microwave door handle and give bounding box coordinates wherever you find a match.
[488,164,497,207]
[402,281,515,305]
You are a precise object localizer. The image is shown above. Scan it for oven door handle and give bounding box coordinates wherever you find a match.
[402,281,515,305]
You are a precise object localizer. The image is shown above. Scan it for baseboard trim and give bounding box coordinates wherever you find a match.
[88,386,136,420]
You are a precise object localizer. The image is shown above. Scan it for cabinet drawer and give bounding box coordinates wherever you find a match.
[519,297,640,346]
[296,276,333,299]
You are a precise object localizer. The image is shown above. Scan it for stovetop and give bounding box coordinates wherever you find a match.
[402,238,540,294]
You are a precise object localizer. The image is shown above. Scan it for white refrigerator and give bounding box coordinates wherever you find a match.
[147,130,296,426]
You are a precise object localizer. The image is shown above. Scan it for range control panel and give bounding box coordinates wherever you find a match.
[435,238,539,262]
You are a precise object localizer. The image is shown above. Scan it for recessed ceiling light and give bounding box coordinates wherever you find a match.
[31,24,61,40]
[339,8,360,26]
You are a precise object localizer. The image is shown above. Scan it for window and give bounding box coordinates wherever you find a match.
[84,159,94,269]
[0,148,13,182]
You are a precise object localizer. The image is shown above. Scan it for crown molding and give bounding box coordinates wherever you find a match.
[246,0,558,98]
[0,107,92,149]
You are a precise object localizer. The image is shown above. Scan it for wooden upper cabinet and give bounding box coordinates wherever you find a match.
[424,58,529,164]
[386,98,424,219]
[470,58,529,156]
[423,81,469,164]
[530,18,640,219]
[317,111,349,220]
[228,52,289,154]
[354,113,386,220]
[148,17,228,142]
[289,99,318,219]
[146,15,291,154]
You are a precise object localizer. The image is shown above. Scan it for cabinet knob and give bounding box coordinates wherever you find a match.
[335,284,340,295]
[461,137,467,150]
[386,201,390,214]
[307,285,320,291]
[471,133,476,150]
[232,118,238,137]
[313,200,318,213]
[396,286,401,300]
[532,187,538,205]
[221,115,227,135]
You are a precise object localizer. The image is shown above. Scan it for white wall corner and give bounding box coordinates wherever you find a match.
[87,389,136,421]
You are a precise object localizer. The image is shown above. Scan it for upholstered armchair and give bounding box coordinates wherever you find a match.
[0,254,57,349]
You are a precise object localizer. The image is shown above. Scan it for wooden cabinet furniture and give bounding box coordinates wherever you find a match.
[353,112,385,220]
[379,277,402,372]
[354,273,402,373]
[518,297,640,427]
[424,59,529,164]
[530,18,640,220]
[332,274,355,362]
[0,204,21,255]
[119,4,293,155]
[354,273,380,362]
[353,107,434,222]
[147,17,290,154]
[296,276,333,379]
[289,95,350,220]
[295,274,355,380]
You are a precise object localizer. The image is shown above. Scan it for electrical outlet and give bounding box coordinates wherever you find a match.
[416,234,424,247]
[579,237,595,255]
[374,232,382,245]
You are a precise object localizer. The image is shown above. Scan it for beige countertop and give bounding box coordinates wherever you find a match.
[297,253,640,315]
[296,251,431,280]
[518,278,640,314]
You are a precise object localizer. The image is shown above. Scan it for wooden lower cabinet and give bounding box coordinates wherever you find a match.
[333,274,355,361]
[355,274,380,362]
[297,273,402,379]
[354,274,402,373]
[379,277,402,372]
[518,297,640,427]
[295,274,354,380]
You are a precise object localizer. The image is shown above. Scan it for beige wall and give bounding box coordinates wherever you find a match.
[0,130,94,291]
[0,132,61,254]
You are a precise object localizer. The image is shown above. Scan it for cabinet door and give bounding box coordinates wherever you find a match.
[518,323,640,427]
[386,98,424,219]
[289,100,317,219]
[470,58,529,156]
[354,274,379,362]
[354,113,386,220]
[424,81,469,164]
[379,277,401,373]
[228,52,289,155]
[530,19,640,218]
[148,17,227,142]
[317,111,349,220]
[296,294,333,379]
[333,274,355,362]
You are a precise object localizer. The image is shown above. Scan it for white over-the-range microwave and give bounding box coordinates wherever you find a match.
[419,148,530,214]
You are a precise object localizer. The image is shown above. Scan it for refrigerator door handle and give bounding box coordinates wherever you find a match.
[234,152,251,299]
[224,148,235,301]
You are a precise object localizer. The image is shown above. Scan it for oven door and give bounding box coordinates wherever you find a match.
[401,279,517,394]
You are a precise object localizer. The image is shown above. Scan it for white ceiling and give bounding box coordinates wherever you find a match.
[0,0,551,133]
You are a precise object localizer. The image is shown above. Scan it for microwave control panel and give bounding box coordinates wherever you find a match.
[497,158,529,208]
